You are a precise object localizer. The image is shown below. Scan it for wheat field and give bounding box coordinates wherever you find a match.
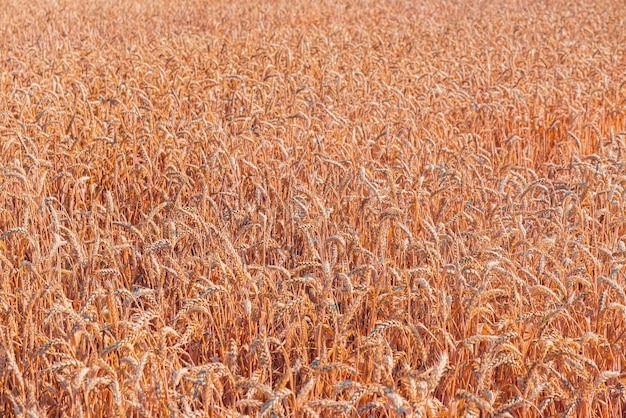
[1,0,625,416]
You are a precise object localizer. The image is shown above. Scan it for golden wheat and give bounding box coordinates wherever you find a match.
[1,0,626,416]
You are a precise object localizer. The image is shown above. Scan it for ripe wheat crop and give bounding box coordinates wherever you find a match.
[1,0,626,416]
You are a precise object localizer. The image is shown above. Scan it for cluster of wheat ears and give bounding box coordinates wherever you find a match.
[1,0,625,416]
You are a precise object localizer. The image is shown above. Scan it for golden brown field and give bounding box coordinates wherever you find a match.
[1,0,626,416]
